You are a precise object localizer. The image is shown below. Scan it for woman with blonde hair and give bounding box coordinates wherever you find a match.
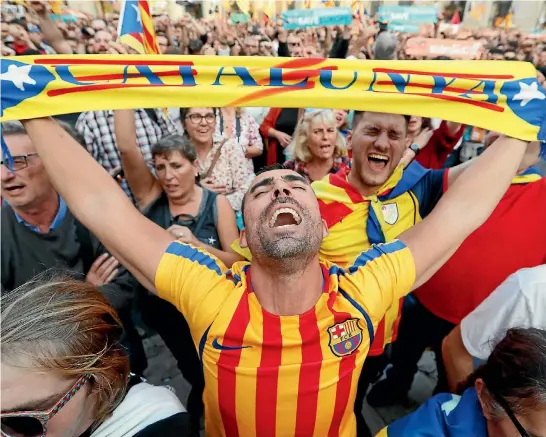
[1,277,194,437]
[284,109,350,182]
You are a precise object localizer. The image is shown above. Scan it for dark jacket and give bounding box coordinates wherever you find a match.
[1,204,133,311]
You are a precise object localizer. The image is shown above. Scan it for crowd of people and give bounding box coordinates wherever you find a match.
[1,1,546,437]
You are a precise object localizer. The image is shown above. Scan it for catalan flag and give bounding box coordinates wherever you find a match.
[117,0,160,55]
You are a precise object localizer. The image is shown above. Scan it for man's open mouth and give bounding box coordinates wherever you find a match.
[269,207,302,228]
[4,185,24,193]
[367,153,389,171]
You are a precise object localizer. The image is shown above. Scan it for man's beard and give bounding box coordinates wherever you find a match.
[252,198,322,261]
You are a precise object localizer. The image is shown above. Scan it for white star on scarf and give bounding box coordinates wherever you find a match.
[132,4,142,24]
[513,82,545,107]
[208,237,216,245]
[0,64,36,91]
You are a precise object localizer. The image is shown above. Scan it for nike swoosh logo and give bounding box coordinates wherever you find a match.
[212,338,252,351]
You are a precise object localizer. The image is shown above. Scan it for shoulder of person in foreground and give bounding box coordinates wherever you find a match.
[375,387,486,437]
[91,382,195,437]
[443,265,546,392]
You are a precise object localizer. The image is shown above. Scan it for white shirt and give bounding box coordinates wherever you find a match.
[91,383,185,437]
[461,265,546,360]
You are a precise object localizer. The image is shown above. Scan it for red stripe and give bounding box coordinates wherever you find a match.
[216,292,251,437]
[138,0,152,15]
[416,92,504,112]
[376,80,481,95]
[77,69,196,81]
[317,199,354,229]
[327,292,358,437]
[255,311,283,436]
[368,316,386,356]
[142,27,157,51]
[372,68,514,79]
[375,90,504,112]
[47,82,194,97]
[389,297,405,345]
[229,81,315,106]
[327,173,365,204]
[294,310,323,437]
[34,58,194,66]
[271,58,329,70]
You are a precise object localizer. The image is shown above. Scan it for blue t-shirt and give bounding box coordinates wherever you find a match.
[378,388,487,437]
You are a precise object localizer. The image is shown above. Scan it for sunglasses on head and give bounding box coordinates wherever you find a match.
[1,374,90,437]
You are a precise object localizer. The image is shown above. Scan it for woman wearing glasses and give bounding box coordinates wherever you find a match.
[376,328,546,437]
[1,277,194,437]
[179,107,249,212]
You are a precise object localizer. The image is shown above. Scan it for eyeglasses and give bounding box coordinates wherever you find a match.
[1,154,38,172]
[1,374,91,437]
[485,381,530,437]
[185,113,215,124]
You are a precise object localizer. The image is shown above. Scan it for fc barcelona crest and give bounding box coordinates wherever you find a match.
[328,318,363,357]
[381,203,399,225]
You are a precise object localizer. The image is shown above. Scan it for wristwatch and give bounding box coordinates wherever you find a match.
[409,143,421,155]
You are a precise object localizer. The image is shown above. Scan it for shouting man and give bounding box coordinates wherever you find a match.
[19,116,536,437]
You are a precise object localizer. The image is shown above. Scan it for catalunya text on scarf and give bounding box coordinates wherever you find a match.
[1,55,546,141]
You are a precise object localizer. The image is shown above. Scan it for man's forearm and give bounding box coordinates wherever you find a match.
[400,136,528,284]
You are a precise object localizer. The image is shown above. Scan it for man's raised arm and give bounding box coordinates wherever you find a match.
[22,117,172,292]
[399,136,534,288]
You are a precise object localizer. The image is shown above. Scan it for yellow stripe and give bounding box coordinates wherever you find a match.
[377,426,389,437]
[203,358,223,437]
[315,294,338,433]
[276,315,301,436]
[235,293,263,436]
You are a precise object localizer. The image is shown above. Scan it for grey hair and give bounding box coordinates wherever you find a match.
[1,119,86,147]
[151,133,197,163]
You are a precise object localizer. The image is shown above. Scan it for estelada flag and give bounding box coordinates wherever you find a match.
[1,56,546,144]
[117,0,160,54]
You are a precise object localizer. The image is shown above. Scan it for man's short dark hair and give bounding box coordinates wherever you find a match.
[240,164,288,225]
[352,111,411,131]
